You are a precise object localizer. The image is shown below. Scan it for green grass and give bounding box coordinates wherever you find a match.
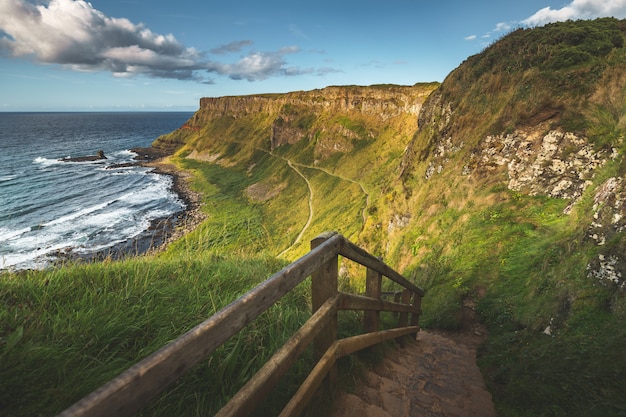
[0,253,316,417]
[396,180,626,415]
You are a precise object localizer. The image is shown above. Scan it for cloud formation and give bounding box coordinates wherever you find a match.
[522,0,626,26]
[0,0,324,82]
[210,40,254,55]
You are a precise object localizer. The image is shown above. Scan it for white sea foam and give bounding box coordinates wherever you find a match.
[118,177,174,205]
[43,201,113,227]
[33,156,62,166]
[0,240,78,270]
[0,175,17,182]
[116,149,136,158]
[0,226,31,241]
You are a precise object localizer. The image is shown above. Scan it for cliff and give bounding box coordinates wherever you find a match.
[396,18,626,288]
[154,84,436,157]
[151,18,626,416]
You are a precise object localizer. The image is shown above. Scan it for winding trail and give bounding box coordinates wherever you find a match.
[272,152,371,256]
[276,159,315,257]
[296,163,371,225]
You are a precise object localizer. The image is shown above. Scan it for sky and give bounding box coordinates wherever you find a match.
[1,0,626,111]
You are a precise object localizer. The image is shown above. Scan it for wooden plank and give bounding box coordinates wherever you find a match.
[339,326,420,356]
[339,293,418,314]
[56,234,343,417]
[279,342,342,417]
[338,238,425,296]
[215,294,341,417]
[364,266,382,333]
[310,233,339,384]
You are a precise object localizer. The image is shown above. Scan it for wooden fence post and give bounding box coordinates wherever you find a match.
[311,232,338,384]
[398,289,412,328]
[411,293,422,328]
[364,267,382,333]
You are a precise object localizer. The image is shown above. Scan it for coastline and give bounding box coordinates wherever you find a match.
[137,147,206,254]
[49,147,205,266]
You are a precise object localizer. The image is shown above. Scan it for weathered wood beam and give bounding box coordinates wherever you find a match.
[56,234,343,417]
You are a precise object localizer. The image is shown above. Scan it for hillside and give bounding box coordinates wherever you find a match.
[154,18,626,416]
[154,83,438,262]
[3,17,624,417]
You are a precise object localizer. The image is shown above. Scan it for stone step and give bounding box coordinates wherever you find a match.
[327,331,496,417]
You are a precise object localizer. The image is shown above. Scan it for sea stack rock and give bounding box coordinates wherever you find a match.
[60,150,107,162]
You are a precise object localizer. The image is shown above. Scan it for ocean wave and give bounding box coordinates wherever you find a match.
[43,201,114,227]
[118,177,175,206]
[0,174,17,182]
[0,226,31,241]
[33,156,62,166]
[115,149,136,159]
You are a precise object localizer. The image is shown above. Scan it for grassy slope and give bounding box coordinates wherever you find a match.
[3,20,626,417]
[392,18,626,416]
[0,85,435,417]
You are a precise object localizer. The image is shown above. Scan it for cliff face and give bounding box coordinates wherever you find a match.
[198,85,425,118]
[397,18,626,289]
[155,83,437,162]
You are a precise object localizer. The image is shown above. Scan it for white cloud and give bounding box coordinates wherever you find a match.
[522,0,626,26]
[465,35,477,41]
[208,47,311,81]
[0,0,331,83]
[494,22,511,32]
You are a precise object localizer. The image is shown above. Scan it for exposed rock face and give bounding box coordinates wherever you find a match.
[197,85,428,119]
[586,176,626,288]
[155,84,438,167]
[470,129,617,209]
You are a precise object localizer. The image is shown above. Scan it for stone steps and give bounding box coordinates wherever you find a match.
[327,331,496,417]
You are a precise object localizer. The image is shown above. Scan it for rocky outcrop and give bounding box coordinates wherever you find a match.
[197,85,431,119]
[155,83,438,162]
[466,129,618,210]
[60,150,107,162]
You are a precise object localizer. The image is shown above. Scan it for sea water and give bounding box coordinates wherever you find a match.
[0,112,193,271]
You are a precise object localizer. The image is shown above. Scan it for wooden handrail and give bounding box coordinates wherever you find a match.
[56,232,424,417]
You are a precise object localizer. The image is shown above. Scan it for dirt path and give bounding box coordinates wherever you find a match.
[277,159,315,257]
[272,152,370,256]
[295,163,371,225]
[327,331,496,417]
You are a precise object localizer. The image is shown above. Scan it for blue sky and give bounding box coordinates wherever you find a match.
[1,0,626,111]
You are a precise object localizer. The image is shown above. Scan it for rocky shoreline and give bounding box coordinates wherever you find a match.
[136,147,206,254]
[51,147,205,266]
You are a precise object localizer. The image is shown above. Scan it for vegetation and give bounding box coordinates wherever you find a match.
[0,253,313,416]
[2,18,626,417]
[396,18,626,416]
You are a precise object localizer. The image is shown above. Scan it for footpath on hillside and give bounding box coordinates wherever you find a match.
[327,299,496,417]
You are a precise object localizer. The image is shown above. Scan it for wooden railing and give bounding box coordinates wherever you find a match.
[57,232,424,417]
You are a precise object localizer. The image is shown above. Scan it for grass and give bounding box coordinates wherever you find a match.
[5,42,626,417]
[395,171,626,415]
[0,253,315,417]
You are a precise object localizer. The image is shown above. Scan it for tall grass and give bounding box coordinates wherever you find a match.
[1,252,320,416]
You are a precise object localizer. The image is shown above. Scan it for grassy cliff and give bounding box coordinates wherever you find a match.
[393,17,626,416]
[2,18,626,417]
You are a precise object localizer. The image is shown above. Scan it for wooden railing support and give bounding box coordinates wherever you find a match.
[310,232,339,385]
[398,289,412,328]
[55,232,424,417]
[364,266,382,333]
[411,293,422,327]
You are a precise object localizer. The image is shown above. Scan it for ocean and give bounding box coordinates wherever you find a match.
[0,112,193,271]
